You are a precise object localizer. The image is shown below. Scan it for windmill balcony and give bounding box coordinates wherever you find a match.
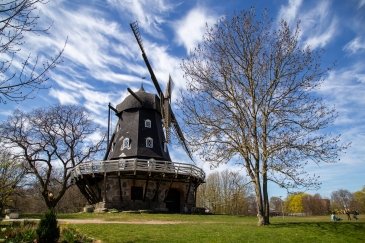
[72,158,205,182]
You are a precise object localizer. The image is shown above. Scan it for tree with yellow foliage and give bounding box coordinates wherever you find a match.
[286,193,305,214]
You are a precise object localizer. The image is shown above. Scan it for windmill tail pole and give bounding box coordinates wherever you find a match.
[107,103,111,150]
[104,103,118,160]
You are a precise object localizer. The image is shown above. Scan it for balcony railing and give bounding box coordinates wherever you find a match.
[71,158,205,181]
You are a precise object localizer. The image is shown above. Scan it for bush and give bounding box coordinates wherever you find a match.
[36,210,60,243]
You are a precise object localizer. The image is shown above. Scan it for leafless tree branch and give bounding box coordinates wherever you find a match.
[0,105,105,209]
[179,9,348,225]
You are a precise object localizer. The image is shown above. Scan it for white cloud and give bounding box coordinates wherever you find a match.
[49,89,78,105]
[343,37,365,54]
[23,1,147,87]
[106,0,175,35]
[317,63,365,177]
[304,18,337,49]
[174,7,218,53]
[359,0,365,8]
[278,0,303,24]
[301,1,338,49]
[277,0,338,49]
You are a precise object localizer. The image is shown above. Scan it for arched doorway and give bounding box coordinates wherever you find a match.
[165,188,180,213]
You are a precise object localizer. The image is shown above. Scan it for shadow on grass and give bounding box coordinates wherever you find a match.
[270,221,365,235]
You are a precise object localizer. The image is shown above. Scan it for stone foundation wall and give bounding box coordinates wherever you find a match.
[90,175,197,213]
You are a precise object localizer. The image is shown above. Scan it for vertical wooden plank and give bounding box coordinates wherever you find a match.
[118,172,123,203]
[103,172,107,204]
[143,176,149,201]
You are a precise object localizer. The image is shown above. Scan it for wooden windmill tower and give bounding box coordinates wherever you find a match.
[72,22,205,213]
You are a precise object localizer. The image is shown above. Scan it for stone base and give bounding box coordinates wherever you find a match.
[94,202,108,213]
[5,212,20,219]
[83,205,95,213]
[77,175,200,213]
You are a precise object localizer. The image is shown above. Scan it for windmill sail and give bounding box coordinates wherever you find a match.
[130,21,194,162]
[164,75,173,143]
[130,21,163,96]
[170,110,194,162]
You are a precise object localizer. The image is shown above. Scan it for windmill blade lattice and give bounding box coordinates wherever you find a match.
[130,21,194,162]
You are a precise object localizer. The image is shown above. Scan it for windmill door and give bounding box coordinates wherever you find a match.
[165,189,180,213]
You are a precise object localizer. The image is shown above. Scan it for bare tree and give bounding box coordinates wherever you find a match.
[269,196,283,214]
[0,0,64,103]
[0,147,25,213]
[179,9,347,225]
[301,193,330,215]
[353,186,365,213]
[197,170,252,215]
[0,105,104,209]
[331,189,353,212]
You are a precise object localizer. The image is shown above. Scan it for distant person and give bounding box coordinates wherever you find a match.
[353,211,359,221]
[345,210,351,220]
[331,212,341,221]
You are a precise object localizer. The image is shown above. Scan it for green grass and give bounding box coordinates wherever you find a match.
[36,213,365,243]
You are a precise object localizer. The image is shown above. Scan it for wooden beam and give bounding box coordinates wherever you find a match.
[164,178,174,202]
[118,172,123,203]
[143,176,149,201]
[103,172,107,203]
[185,180,192,204]
[152,179,161,202]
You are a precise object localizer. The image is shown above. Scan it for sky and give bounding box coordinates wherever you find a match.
[1,0,365,199]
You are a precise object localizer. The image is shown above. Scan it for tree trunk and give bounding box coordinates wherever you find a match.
[263,170,270,225]
[253,175,266,226]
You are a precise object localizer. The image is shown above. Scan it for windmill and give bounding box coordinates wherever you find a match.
[130,21,193,161]
[71,22,204,213]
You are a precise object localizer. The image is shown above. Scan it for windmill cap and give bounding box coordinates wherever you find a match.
[116,90,161,113]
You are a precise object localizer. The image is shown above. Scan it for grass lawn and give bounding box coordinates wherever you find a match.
[43,213,365,242]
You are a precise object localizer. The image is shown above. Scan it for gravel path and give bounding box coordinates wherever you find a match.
[3,218,185,225]
[59,219,184,224]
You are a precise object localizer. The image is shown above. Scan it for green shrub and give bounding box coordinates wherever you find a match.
[36,210,60,243]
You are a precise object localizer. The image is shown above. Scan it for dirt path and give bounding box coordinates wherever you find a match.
[58,219,185,224]
[3,218,185,225]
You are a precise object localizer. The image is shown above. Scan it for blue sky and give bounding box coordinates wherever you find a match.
[2,0,365,199]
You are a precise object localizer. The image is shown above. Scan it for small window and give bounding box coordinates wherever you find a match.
[111,142,116,152]
[146,137,153,148]
[131,186,143,200]
[116,123,120,132]
[122,138,130,150]
[145,119,151,128]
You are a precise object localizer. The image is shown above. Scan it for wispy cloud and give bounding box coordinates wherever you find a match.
[174,7,218,53]
[26,1,148,87]
[304,18,337,49]
[278,0,338,49]
[359,0,365,8]
[343,37,365,54]
[49,89,79,105]
[317,63,365,179]
[278,0,303,24]
[106,0,175,35]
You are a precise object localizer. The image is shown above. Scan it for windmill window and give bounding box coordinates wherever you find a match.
[145,119,151,128]
[146,137,153,148]
[122,138,130,150]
